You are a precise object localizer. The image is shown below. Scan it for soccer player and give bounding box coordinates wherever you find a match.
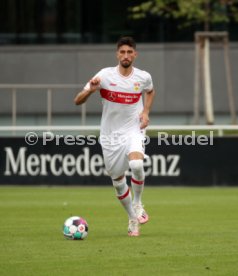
[74,36,155,236]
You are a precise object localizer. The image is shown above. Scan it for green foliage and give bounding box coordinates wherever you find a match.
[129,0,238,29]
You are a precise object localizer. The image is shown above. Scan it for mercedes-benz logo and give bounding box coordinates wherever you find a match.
[108,91,116,101]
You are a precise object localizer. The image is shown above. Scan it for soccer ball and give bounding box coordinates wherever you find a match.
[63,216,88,240]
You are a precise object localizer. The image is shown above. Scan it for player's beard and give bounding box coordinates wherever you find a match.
[120,60,132,68]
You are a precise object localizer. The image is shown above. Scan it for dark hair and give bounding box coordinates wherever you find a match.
[117,36,136,50]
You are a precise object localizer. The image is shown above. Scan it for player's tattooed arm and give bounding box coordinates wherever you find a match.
[74,77,101,105]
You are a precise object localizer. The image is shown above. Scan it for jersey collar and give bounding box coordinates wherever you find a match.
[116,65,134,79]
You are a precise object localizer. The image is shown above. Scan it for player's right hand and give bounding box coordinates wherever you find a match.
[89,77,101,92]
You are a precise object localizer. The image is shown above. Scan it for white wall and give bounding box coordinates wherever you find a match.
[0,43,237,115]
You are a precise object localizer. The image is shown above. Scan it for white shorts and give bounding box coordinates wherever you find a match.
[100,132,145,179]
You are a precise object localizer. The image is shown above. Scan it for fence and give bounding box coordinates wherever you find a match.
[0,84,85,126]
[0,125,238,137]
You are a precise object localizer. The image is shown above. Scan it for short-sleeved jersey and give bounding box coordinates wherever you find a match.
[84,66,153,136]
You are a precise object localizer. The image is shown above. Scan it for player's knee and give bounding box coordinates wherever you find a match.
[112,176,127,195]
[129,159,143,173]
[129,159,144,179]
[112,176,125,188]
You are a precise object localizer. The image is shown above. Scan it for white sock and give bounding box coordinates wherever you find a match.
[129,160,145,205]
[112,177,137,220]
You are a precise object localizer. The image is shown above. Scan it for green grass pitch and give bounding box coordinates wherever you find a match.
[0,186,238,276]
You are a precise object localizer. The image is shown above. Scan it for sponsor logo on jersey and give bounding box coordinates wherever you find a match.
[107,92,117,101]
[109,83,117,86]
[100,89,142,104]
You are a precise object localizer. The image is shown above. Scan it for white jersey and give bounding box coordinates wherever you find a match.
[85,66,153,136]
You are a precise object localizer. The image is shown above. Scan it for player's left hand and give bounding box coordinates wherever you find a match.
[139,112,150,129]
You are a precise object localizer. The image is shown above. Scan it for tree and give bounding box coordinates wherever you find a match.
[129,0,238,31]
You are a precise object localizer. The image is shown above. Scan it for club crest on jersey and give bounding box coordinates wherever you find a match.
[134,82,140,91]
